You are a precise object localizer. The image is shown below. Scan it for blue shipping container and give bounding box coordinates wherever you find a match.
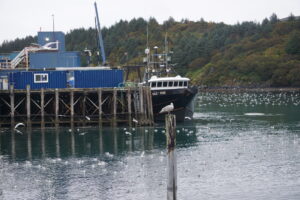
[29,52,81,68]
[9,71,67,89]
[74,70,123,88]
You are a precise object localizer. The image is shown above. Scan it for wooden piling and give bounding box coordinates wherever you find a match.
[82,91,87,125]
[55,89,59,125]
[133,90,139,122]
[148,88,154,124]
[146,87,153,125]
[113,127,118,154]
[11,131,16,160]
[127,88,132,126]
[98,88,102,123]
[70,90,74,125]
[98,126,103,154]
[55,128,60,157]
[26,85,31,127]
[113,88,117,126]
[139,86,144,124]
[27,131,32,160]
[41,128,45,158]
[41,88,45,127]
[166,114,177,200]
[9,85,15,126]
[71,131,75,156]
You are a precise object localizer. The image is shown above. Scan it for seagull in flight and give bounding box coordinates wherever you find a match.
[14,122,25,134]
[159,102,174,114]
[132,118,138,124]
[14,122,25,129]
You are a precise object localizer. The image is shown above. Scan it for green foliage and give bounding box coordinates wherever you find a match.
[285,31,300,55]
[1,15,300,87]
[0,36,36,52]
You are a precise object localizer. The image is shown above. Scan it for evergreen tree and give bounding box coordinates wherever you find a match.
[285,31,300,55]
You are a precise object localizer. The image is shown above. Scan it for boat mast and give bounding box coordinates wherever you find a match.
[145,23,151,82]
[164,32,168,76]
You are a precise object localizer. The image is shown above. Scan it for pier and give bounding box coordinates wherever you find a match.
[0,86,154,127]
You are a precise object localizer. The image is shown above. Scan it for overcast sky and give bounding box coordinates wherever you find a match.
[1,0,299,44]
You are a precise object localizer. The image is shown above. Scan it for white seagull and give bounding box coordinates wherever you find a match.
[79,132,87,136]
[132,118,138,124]
[14,122,25,129]
[125,131,132,135]
[159,102,174,114]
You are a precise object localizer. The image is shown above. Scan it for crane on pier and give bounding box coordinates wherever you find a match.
[94,2,106,66]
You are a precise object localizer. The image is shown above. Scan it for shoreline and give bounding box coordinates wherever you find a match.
[198,87,300,92]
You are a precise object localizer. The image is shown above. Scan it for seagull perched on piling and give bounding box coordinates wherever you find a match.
[159,102,174,114]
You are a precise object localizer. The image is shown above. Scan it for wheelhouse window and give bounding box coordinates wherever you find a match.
[163,82,168,87]
[151,82,156,87]
[179,81,183,87]
[157,82,162,87]
[174,81,178,87]
[34,73,48,83]
[184,81,188,86]
[168,81,174,87]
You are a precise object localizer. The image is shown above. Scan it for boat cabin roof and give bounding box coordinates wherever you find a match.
[148,75,190,82]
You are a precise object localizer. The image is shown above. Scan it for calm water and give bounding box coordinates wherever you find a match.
[0,91,300,200]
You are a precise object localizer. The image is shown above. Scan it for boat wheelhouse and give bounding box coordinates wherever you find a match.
[148,75,190,90]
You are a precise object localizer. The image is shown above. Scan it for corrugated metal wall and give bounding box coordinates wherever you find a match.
[9,71,67,89]
[7,69,124,89]
[74,70,123,88]
[29,52,81,68]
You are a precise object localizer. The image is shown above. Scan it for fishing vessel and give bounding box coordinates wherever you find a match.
[141,41,198,122]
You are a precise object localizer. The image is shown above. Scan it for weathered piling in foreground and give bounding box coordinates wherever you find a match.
[0,86,153,127]
[166,114,177,200]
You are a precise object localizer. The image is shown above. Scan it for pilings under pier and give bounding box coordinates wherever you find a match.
[0,86,154,127]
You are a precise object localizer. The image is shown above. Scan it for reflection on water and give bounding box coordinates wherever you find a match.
[0,125,197,161]
[0,91,300,199]
[0,125,197,200]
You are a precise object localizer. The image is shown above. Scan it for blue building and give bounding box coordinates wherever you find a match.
[6,69,123,90]
[29,31,80,68]
[0,31,81,69]
[0,31,124,90]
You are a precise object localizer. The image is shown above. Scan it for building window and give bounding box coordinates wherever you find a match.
[34,73,48,83]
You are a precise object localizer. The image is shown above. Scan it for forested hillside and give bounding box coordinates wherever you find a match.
[1,14,300,87]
